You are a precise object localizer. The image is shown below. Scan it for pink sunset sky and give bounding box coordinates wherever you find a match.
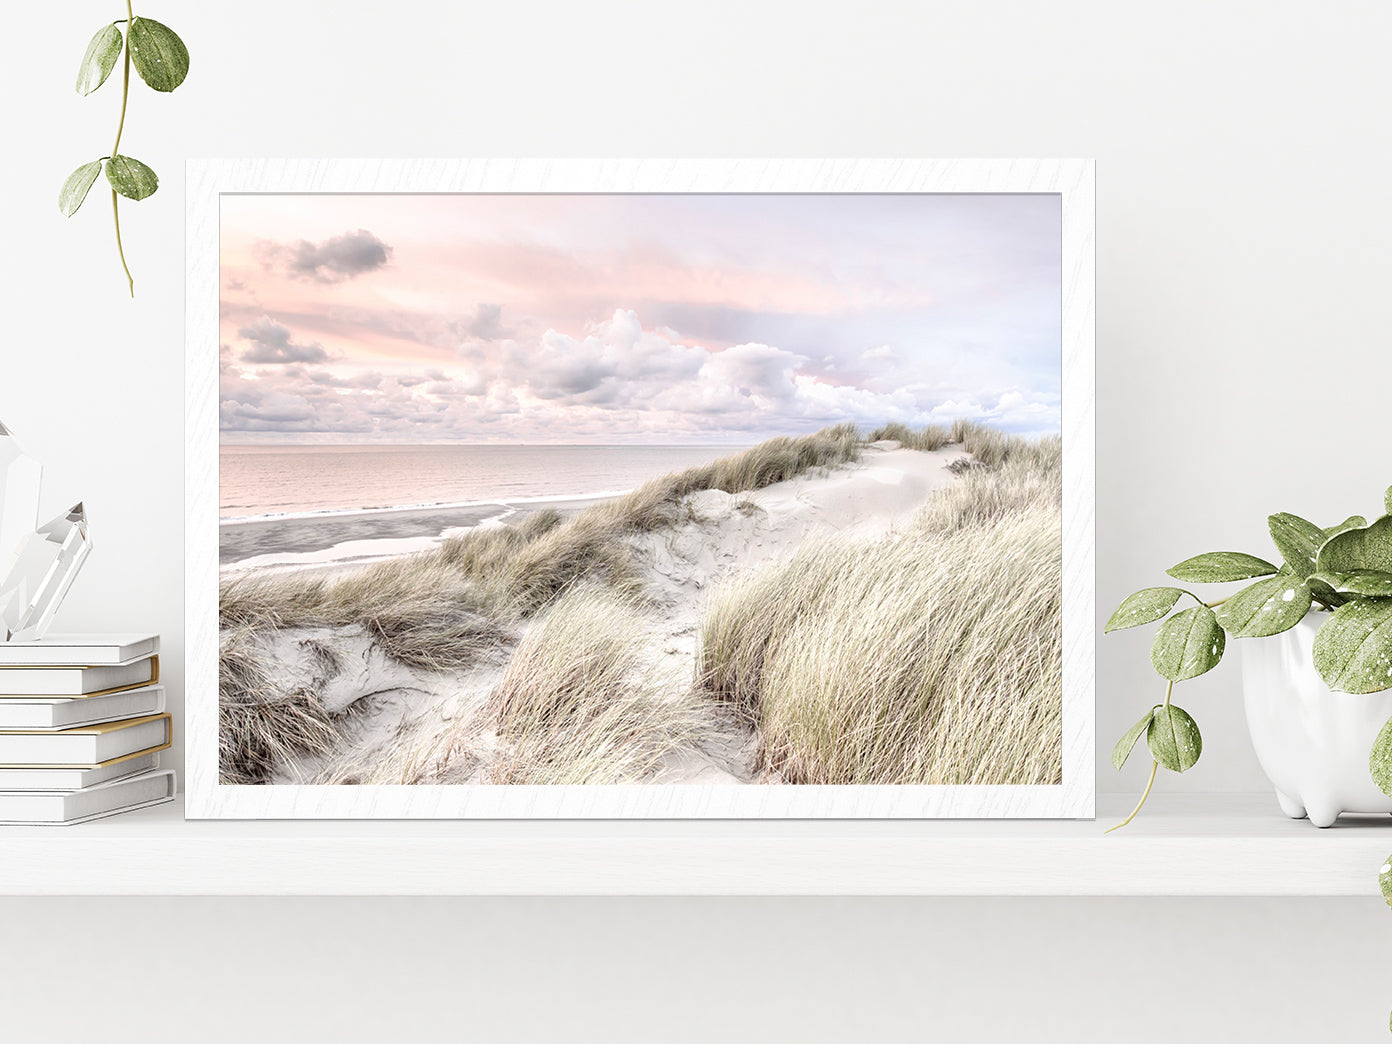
[219,193,1060,444]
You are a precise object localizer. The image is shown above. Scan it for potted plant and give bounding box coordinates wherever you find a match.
[1105,483,1392,832]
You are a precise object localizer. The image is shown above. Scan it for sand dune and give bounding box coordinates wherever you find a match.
[245,442,968,785]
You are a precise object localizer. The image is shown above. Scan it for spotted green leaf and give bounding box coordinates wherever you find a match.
[104,156,158,201]
[1112,708,1156,770]
[1166,552,1278,584]
[1317,514,1392,575]
[1308,570,1392,598]
[1267,513,1325,580]
[1386,487,1392,515]
[1325,515,1368,540]
[1105,588,1185,633]
[76,23,123,95]
[58,160,104,217]
[1147,704,1202,772]
[1371,717,1392,799]
[128,17,189,92]
[1312,598,1392,694]
[1380,849,1392,909]
[1215,575,1312,638]
[1305,573,1350,610]
[1150,606,1226,681]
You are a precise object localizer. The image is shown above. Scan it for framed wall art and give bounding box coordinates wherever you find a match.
[185,158,1095,819]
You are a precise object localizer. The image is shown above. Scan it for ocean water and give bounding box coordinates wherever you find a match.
[220,443,751,520]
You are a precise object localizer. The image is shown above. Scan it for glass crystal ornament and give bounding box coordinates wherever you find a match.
[0,503,92,642]
[0,421,41,573]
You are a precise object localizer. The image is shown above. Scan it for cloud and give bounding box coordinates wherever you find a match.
[220,309,1060,441]
[456,303,511,341]
[238,317,331,364]
[262,229,392,284]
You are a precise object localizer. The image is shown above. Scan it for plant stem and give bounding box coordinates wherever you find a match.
[1106,679,1175,833]
[111,0,135,297]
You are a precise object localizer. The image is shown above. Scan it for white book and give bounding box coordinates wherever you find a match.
[0,685,165,730]
[0,654,158,696]
[0,713,171,767]
[0,751,160,790]
[0,768,176,825]
[0,633,159,667]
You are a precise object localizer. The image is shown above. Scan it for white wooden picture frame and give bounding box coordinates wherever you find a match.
[185,158,1095,819]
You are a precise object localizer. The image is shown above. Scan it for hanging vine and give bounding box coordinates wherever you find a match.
[59,5,189,297]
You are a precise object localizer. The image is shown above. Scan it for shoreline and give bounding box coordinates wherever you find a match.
[219,492,618,569]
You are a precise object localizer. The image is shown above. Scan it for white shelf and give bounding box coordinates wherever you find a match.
[1,794,1387,896]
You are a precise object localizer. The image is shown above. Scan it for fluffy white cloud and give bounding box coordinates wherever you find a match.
[222,309,1059,440]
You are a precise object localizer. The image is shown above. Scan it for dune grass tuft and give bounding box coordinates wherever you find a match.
[218,625,347,785]
[868,421,952,451]
[695,428,1063,786]
[487,587,711,784]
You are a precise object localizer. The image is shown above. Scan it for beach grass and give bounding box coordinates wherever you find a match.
[695,427,1062,785]
[868,421,952,452]
[487,587,710,784]
[219,419,1062,787]
[218,624,346,785]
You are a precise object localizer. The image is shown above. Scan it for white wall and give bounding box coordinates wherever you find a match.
[3,2,1390,1039]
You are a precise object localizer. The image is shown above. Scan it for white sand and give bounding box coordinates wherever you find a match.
[255,444,967,785]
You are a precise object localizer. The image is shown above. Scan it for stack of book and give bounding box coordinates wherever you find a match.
[0,633,174,825]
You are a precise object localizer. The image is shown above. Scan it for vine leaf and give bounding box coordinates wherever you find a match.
[1112,709,1156,770]
[58,160,105,217]
[105,156,159,201]
[1150,606,1225,681]
[76,24,123,96]
[1166,551,1277,584]
[1147,705,1202,772]
[1267,513,1325,579]
[1104,588,1185,633]
[1312,599,1392,694]
[1317,515,1392,575]
[128,18,189,92]
[1215,576,1312,638]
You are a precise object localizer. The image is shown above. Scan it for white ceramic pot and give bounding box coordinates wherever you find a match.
[1240,611,1392,827]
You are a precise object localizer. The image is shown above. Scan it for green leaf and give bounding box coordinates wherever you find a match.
[1150,606,1226,681]
[1312,599,1392,694]
[1215,576,1312,638]
[1104,588,1185,633]
[104,156,158,201]
[1112,709,1156,770]
[1371,717,1392,798]
[1267,513,1325,579]
[1308,570,1392,598]
[1305,573,1350,609]
[1325,515,1367,540]
[128,17,189,92]
[58,160,104,217]
[1380,850,1392,910]
[76,23,123,95]
[1166,551,1278,584]
[1147,704,1202,772]
[1317,515,1392,575]
[1386,487,1392,516]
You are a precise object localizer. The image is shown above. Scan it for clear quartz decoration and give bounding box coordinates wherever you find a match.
[0,503,92,642]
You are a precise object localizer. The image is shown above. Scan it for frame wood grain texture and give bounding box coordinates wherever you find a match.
[185,158,1095,820]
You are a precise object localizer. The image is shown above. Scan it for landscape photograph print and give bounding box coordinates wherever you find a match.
[216,190,1064,793]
